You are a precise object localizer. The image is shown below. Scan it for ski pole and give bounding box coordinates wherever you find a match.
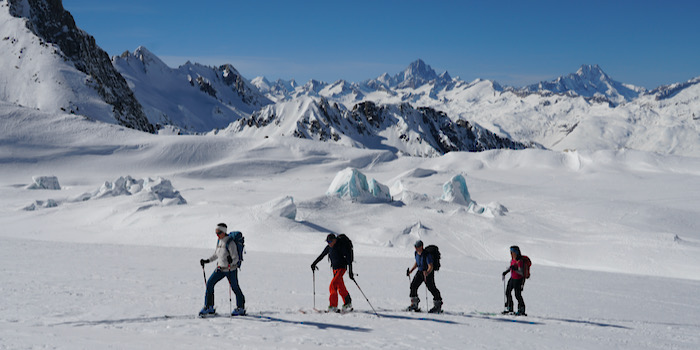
[227,271,233,318]
[202,265,207,286]
[229,286,232,318]
[423,271,429,312]
[503,277,507,309]
[425,283,429,312]
[352,279,379,317]
[313,269,317,309]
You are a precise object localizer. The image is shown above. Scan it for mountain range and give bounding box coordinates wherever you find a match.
[1,0,699,157]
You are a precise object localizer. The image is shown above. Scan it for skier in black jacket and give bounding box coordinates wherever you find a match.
[311,233,353,312]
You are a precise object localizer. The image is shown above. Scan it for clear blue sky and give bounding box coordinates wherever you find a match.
[62,0,700,88]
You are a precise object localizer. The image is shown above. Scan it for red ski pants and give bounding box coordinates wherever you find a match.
[329,268,350,307]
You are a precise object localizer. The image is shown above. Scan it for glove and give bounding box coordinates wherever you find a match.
[200,259,209,267]
[406,268,411,277]
[502,271,508,280]
[311,263,318,272]
[227,255,233,265]
[348,266,355,280]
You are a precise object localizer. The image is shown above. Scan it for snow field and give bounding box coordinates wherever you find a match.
[2,106,700,348]
[1,237,699,349]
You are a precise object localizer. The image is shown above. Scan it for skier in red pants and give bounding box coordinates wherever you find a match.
[311,233,354,312]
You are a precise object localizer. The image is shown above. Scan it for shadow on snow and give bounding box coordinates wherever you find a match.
[51,313,372,333]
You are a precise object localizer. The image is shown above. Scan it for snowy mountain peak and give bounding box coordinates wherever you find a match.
[439,71,452,81]
[396,59,440,89]
[119,46,170,75]
[251,76,271,90]
[133,46,167,68]
[219,96,530,156]
[575,64,608,80]
[112,49,271,132]
[401,59,438,82]
[521,64,643,104]
[2,0,153,132]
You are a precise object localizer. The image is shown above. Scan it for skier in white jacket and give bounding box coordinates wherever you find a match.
[199,223,245,316]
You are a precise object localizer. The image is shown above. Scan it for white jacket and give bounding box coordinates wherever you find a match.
[208,235,240,272]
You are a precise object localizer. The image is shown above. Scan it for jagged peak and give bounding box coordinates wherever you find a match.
[252,76,270,85]
[219,63,242,77]
[401,59,438,82]
[120,46,169,70]
[277,78,297,87]
[573,64,610,81]
[439,71,452,81]
[303,79,327,89]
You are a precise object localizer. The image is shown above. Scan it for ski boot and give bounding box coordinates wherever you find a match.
[428,299,443,314]
[198,305,216,317]
[515,305,527,316]
[406,297,421,312]
[342,298,353,313]
[501,307,514,315]
[231,307,246,316]
[327,306,340,313]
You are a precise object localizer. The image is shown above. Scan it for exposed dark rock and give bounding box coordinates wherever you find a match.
[8,0,154,132]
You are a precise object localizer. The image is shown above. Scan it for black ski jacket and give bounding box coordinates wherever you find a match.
[313,244,352,270]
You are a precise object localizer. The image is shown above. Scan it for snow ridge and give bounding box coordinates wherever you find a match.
[216,96,531,157]
[113,47,272,132]
[3,0,153,132]
[517,64,645,105]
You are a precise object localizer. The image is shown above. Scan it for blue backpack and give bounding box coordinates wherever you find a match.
[225,231,245,267]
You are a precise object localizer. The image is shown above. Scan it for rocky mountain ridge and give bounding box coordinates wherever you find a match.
[4,0,153,132]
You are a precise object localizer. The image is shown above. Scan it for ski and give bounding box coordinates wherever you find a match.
[498,311,527,317]
[299,308,353,314]
[198,311,248,318]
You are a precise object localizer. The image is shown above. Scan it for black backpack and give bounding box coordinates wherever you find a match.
[335,234,354,263]
[424,245,441,271]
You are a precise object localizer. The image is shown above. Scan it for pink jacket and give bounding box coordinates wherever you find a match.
[510,259,524,279]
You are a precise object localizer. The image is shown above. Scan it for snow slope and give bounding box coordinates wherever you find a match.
[2,103,700,348]
[0,0,152,132]
[113,47,271,132]
[216,96,530,157]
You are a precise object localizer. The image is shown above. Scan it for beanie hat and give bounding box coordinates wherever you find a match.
[326,233,337,242]
[414,240,424,248]
[216,223,227,232]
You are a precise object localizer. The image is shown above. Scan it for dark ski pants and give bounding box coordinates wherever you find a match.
[410,271,442,301]
[505,277,524,311]
[205,268,245,309]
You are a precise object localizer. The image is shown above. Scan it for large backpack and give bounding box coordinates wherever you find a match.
[424,245,441,271]
[225,231,245,267]
[521,255,531,279]
[335,234,354,263]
